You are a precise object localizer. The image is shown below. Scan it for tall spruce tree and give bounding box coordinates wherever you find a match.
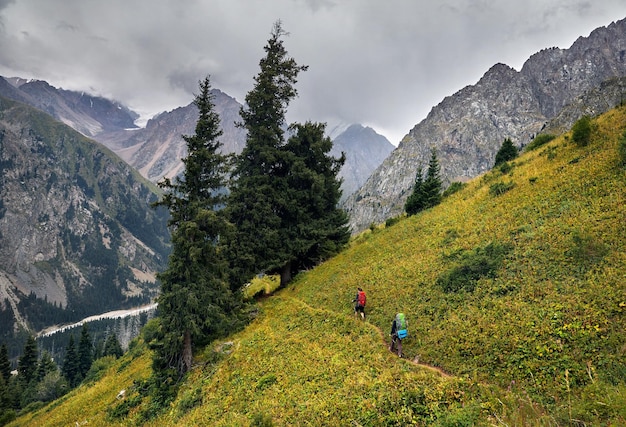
[153,76,240,377]
[405,167,425,216]
[17,335,38,386]
[278,122,350,283]
[61,334,79,387]
[77,324,92,379]
[422,149,443,209]
[0,343,10,382]
[103,333,123,358]
[227,21,341,288]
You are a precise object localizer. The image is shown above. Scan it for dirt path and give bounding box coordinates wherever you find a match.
[280,294,453,378]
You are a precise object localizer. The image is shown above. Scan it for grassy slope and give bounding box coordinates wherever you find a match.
[11,107,626,426]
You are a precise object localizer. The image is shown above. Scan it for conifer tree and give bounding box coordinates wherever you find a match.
[278,122,350,282]
[422,149,443,209]
[17,335,38,385]
[227,21,354,288]
[77,324,93,378]
[153,76,241,377]
[0,343,10,382]
[405,167,425,216]
[36,351,57,382]
[494,137,518,166]
[61,334,79,387]
[103,333,123,358]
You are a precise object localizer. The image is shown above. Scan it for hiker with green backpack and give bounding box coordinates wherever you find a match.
[389,313,408,357]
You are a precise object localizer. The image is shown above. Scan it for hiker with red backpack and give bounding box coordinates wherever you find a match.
[389,312,408,357]
[352,287,366,320]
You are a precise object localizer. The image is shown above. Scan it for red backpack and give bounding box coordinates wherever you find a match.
[357,290,366,307]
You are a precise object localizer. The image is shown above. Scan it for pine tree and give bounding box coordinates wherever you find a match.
[226,21,310,288]
[103,333,123,358]
[278,122,350,282]
[61,334,79,387]
[152,76,241,377]
[494,137,518,166]
[17,335,38,385]
[422,149,443,209]
[36,351,57,382]
[405,167,425,216]
[77,324,93,378]
[0,343,10,382]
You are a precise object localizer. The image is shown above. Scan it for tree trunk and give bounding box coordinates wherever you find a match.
[182,330,193,373]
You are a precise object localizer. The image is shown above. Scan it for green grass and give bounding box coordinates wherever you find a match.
[10,106,626,426]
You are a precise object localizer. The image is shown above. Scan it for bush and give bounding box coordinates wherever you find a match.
[442,182,466,198]
[489,181,515,196]
[572,115,592,147]
[525,134,556,152]
[436,242,512,293]
[494,138,518,166]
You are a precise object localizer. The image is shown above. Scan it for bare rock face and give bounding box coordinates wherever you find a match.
[343,18,626,233]
[0,97,169,332]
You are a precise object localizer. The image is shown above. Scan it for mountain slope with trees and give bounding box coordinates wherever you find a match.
[10,94,626,427]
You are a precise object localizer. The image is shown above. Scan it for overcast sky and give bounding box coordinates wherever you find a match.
[1,1,626,144]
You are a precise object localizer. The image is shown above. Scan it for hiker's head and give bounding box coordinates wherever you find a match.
[357,287,363,292]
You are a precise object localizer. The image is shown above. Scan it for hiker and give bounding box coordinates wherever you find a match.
[389,312,408,357]
[352,287,366,320]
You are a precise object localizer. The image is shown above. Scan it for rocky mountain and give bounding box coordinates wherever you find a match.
[0,96,170,338]
[0,77,139,136]
[330,124,394,200]
[343,17,626,233]
[94,89,246,182]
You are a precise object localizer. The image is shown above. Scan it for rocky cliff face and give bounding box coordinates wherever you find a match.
[0,96,169,334]
[330,124,394,200]
[343,18,626,233]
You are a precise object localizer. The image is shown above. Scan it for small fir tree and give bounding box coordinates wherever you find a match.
[61,334,79,387]
[103,333,123,358]
[36,351,57,382]
[17,335,38,386]
[572,115,592,147]
[422,149,443,209]
[77,324,93,379]
[494,138,518,166]
[0,343,10,382]
[405,167,425,216]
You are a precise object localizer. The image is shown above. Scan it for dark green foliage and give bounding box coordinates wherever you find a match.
[442,181,466,198]
[227,22,347,289]
[489,181,515,196]
[77,324,93,378]
[525,134,556,152]
[61,334,79,387]
[36,351,57,382]
[385,216,401,228]
[152,76,242,378]
[405,167,425,216]
[0,343,10,382]
[494,138,518,166]
[405,149,443,216]
[103,333,123,358]
[566,231,608,268]
[437,242,512,293]
[17,335,38,385]
[572,115,592,147]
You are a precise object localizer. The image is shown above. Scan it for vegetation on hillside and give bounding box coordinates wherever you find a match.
[8,93,626,427]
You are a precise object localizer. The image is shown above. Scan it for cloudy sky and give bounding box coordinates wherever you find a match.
[1,0,626,144]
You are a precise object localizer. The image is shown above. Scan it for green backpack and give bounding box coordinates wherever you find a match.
[395,313,408,339]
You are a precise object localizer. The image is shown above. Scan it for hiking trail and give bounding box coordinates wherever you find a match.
[279,294,452,379]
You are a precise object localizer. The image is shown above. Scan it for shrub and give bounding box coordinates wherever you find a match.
[572,115,592,147]
[442,182,466,198]
[385,216,401,228]
[489,181,515,196]
[525,134,556,151]
[494,138,518,166]
[436,242,512,293]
